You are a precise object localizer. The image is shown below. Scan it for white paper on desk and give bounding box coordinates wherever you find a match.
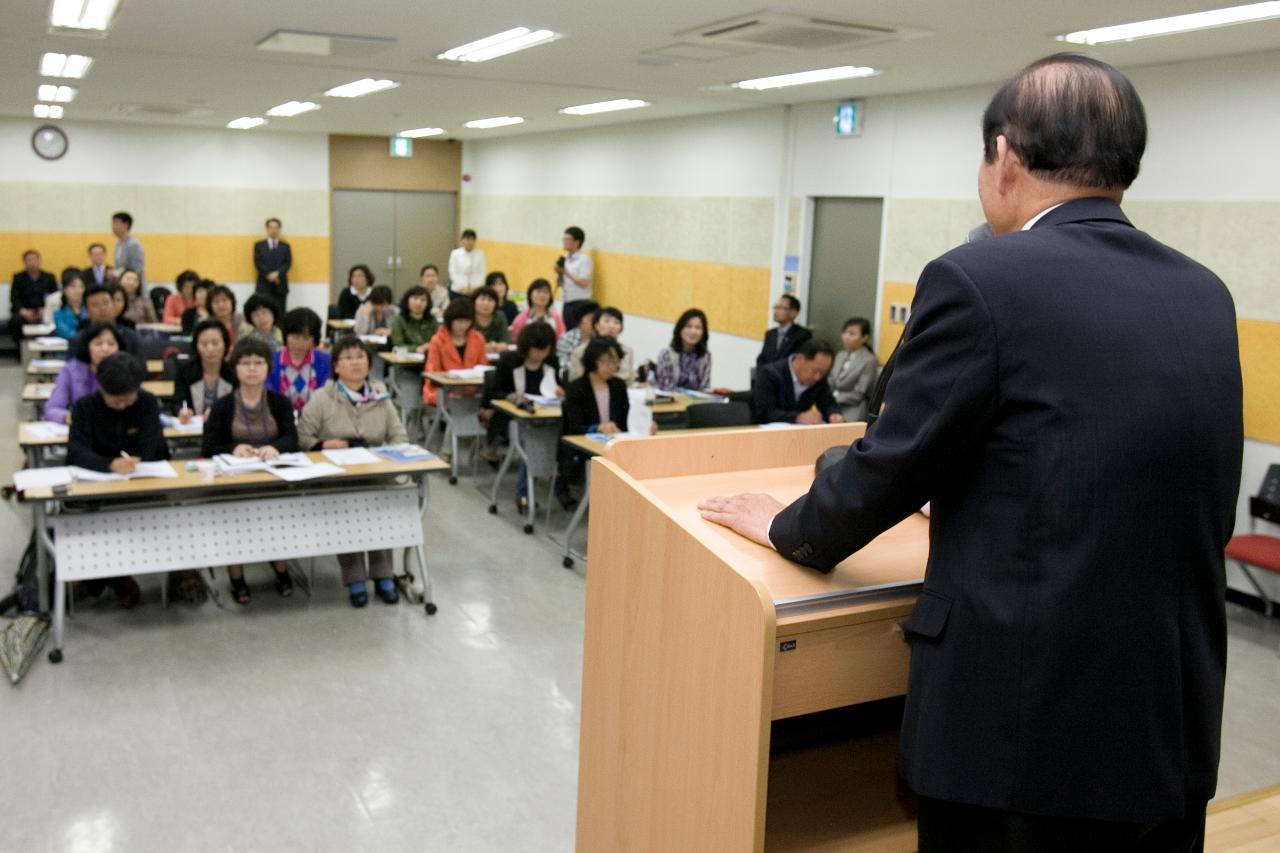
[446,366,493,378]
[626,389,652,437]
[68,462,178,482]
[322,447,380,466]
[25,422,69,439]
[34,337,66,348]
[759,422,797,430]
[390,352,424,362]
[269,462,345,482]
[359,334,388,345]
[525,394,562,407]
[159,414,204,434]
[30,359,67,371]
[12,466,72,491]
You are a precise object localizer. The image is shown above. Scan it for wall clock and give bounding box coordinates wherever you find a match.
[32,125,69,161]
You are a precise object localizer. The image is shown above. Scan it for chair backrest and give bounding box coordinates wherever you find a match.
[1252,464,1280,525]
[327,304,342,320]
[686,401,752,430]
[149,287,171,317]
[141,336,190,362]
[163,351,192,381]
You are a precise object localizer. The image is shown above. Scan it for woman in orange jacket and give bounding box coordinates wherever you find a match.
[424,297,488,405]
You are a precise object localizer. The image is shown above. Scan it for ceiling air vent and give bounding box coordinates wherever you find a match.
[115,104,213,118]
[675,11,929,52]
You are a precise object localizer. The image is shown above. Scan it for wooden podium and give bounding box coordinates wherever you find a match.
[575,425,930,852]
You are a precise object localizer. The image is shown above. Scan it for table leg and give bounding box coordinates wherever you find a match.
[488,421,520,513]
[415,473,437,614]
[561,464,591,569]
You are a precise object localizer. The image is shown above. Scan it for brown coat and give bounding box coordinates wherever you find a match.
[296,380,408,451]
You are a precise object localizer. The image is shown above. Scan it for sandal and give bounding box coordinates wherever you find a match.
[273,568,293,598]
[229,576,251,605]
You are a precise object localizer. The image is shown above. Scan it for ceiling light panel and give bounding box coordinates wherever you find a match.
[464,116,525,129]
[34,104,64,119]
[227,116,267,130]
[40,52,94,78]
[732,65,879,90]
[37,84,78,103]
[266,101,321,117]
[50,0,122,33]
[397,127,445,138]
[324,78,400,98]
[1057,2,1280,45]
[559,99,651,116]
[437,27,560,62]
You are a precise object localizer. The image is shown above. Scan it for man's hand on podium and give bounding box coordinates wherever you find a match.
[697,493,785,549]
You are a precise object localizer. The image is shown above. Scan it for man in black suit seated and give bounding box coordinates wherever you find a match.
[75,283,142,360]
[751,338,845,425]
[9,249,58,355]
[85,242,115,287]
[253,217,292,313]
[701,53,1242,851]
[755,293,811,367]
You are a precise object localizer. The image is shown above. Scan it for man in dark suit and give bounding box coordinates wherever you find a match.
[701,54,1242,850]
[755,293,811,367]
[253,217,292,313]
[751,339,845,425]
[85,242,115,287]
[9,249,58,356]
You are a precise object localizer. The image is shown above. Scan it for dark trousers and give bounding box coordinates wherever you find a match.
[917,796,1206,853]
[254,284,287,314]
[562,299,589,329]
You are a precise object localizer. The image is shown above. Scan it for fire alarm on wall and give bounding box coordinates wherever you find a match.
[462,173,472,182]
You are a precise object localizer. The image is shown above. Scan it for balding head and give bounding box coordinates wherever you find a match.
[983,54,1147,192]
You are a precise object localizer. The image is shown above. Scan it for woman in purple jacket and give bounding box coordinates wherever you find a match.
[45,323,123,424]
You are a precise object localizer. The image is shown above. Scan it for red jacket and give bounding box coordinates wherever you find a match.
[423,326,487,404]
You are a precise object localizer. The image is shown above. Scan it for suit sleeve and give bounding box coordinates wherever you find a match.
[280,243,292,276]
[769,258,999,571]
[253,242,268,275]
[67,398,111,472]
[751,365,794,424]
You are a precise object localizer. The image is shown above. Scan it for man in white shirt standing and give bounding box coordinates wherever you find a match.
[447,229,486,298]
[556,225,593,328]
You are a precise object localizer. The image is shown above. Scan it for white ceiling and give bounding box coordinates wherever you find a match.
[2,1,1279,139]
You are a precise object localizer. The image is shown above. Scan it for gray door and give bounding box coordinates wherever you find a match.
[331,190,458,301]
[806,197,883,350]
[394,191,457,291]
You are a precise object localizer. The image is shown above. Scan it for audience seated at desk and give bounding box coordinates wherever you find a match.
[471,285,511,352]
[238,293,283,351]
[353,285,397,337]
[391,286,438,353]
[555,300,598,383]
[179,279,213,335]
[9,249,57,350]
[756,293,812,367]
[47,323,124,424]
[419,264,449,323]
[174,319,236,421]
[752,338,845,425]
[652,307,712,392]
[830,317,879,423]
[208,284,241,348]
[486,271,518,325]
[118,269,156,326]
[487,323,563,510]
[297,336,407,608]
[54,270,88,340]
[66,353,169,608]
[75,284,142,358]
[423,298,487,406]
[336,264,374,319]
[268,307,331,416]
[164,269,200,326]
[84,242,115,287]
[202,336,298,605]
[509,278,565,340]
[567,307,635,383]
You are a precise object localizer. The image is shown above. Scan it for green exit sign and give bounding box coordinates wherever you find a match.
[390,136,413,158]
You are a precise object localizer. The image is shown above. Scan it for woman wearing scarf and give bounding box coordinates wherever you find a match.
[297,336,408,608]
[268,307,332,415]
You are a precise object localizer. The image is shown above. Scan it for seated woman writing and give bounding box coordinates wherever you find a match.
[297,336,408,608]
[202,336,299,605]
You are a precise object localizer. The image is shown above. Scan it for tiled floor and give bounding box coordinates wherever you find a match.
[0,361,1276,852]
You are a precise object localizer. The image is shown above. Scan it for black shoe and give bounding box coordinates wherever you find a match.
[230,576,251,606]
[375,583,399,605]
[349,587,368,608]
[557,492,579,511]
[273,568,293,598]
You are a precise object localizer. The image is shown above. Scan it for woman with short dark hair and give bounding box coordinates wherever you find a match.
[337,264,375,319]
[423,298,487,406]
[509,278,565,340]
[830,317,878,422]
[45,322,123,424]
[268,307,332,414]
[208,284,240,347]
[238,293,283,350]
[180,279,213,334]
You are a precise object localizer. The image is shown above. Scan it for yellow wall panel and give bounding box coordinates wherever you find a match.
[1239,319,1280,444]
[877,281,916,362]
[0,232,330,285]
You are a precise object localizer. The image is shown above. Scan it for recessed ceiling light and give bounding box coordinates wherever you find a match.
[227,116,267,130]
[324,78,400,98]
[732,65,879,91]
[464,116,525,129]
[37,84,77,103]
[559,99,651,116]
[40,52,93,78]
[49,0,122,33]
[397,127,446,138]
[1057,2,1280,45]
[437,27,560,62]
[34,104,64,119]
[266,100,321,117]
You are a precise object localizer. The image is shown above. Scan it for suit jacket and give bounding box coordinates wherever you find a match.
[85,265,115,287]
[769,198,1243,823]
[253,238,292,295]
[756,323,812,367]
[114,235,145,285]
[10,270,57,313]
[751,357,838,424]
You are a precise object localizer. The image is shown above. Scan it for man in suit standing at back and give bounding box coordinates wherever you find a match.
[701,53,1242,850]
[756,293,812,367]
[254,217,292,313]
